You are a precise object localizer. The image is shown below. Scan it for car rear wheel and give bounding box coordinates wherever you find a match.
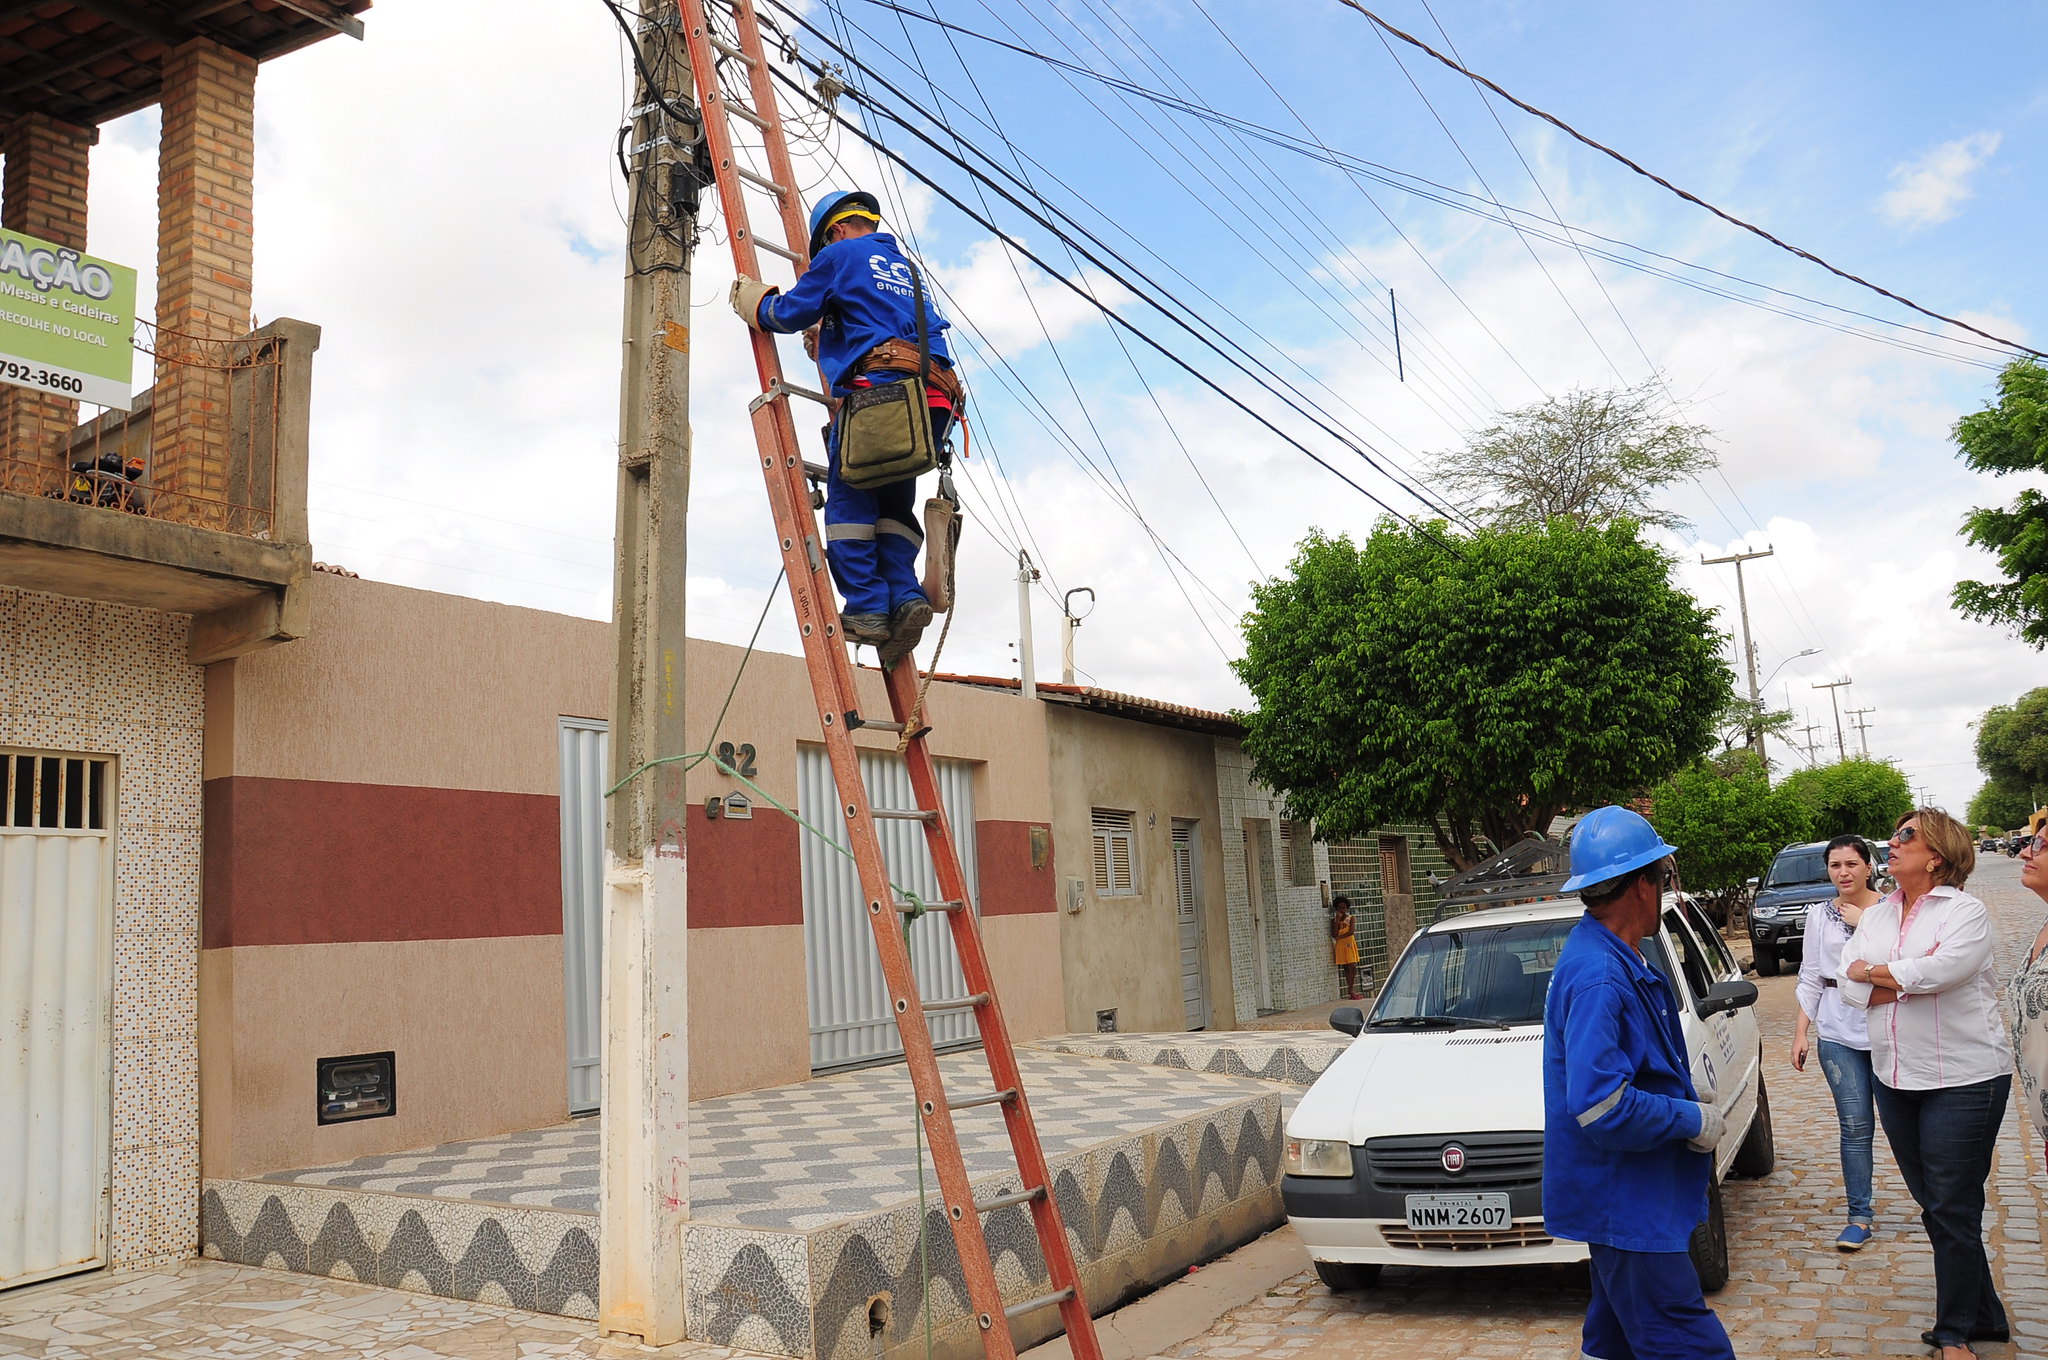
[1313,1261,1382,1292]
[1752,942,1780,977]
[1732,1074,1776,1178]
[1689,1177,1729,1293]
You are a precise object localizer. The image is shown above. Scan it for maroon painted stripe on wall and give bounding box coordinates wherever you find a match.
[204,776,563,948]
[977,820,1056,915]
[687,803,802,927]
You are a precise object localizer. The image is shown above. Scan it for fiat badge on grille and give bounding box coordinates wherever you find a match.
[1441,1144,1466,1174]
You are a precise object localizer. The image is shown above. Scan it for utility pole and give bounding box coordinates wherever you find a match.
[1813,678,1853,762]
[1060,586,1093,686]
[601,0,696,1340]
[1017,550,1040,700]
[1798,722,1825,765]
[1847,706,1875,756]
[1701,547,1774,765]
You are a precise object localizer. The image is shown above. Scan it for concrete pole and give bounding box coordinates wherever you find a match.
[1017,550,1040,700]
[1701,547,1773,766]
[600,0,693,1341]
[1848,706,1875,756]
[1813,678,1853,762]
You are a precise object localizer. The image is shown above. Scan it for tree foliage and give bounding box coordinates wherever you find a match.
[1647,750,1810,919]
[1432,376,1719,531]
[1233,519,1732,870]
[1975,686,2048,797]
[1967,777,2037,833]
[1951,360,2048,649]
[1778,757,1914,840]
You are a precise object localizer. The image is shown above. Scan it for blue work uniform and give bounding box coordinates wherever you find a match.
[755,232,955,619]
[1543,914,1733,1360]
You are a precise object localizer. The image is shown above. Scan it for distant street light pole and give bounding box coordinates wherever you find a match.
[1702,546,1775,763]
[1813,677,1854,761]
[1762,648,1820,688]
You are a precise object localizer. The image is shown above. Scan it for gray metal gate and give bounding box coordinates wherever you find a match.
[800,745,979,1070]
[1173,822,1207,1031]
[557,718,607,1114]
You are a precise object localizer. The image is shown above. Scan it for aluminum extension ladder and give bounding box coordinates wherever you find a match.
[671,3,1104,1356]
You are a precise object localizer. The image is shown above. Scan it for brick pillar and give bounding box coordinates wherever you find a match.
[0,114,92,482]
[155,38,256,515]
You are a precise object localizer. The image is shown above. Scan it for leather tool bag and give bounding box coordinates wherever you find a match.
[836,262,943,490]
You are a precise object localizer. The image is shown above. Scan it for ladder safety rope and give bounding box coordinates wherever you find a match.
[668,1,1104,1355]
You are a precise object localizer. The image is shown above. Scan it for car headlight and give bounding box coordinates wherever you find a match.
[1752,904,1779,920]
[1284,1137,1353,1177]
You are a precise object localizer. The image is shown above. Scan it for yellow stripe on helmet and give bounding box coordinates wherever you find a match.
[824,206,881,231]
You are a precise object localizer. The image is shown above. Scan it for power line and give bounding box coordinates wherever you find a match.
[1332,0,2044,360]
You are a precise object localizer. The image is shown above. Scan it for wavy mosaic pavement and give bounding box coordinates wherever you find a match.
[1025,1029,1352,1087]
[203,1049,1283,1360]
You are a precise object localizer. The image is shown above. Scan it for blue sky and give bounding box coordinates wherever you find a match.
[74,0,2048,811]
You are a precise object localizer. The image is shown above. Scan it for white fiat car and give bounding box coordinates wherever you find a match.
[1281,893,1771,1291]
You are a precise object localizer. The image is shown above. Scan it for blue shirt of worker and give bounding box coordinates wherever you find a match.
[755,231,953,396]
[1542,914,1708,1252]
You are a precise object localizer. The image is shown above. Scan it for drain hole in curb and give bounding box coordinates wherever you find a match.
[868,1294,892,1337]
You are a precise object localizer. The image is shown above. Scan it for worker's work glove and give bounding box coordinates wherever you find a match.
[1686,1102,1726,1154]
[730,275,777,330]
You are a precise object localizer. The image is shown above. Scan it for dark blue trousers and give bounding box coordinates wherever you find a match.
[1873,1074,2010,1347]
[822,405,951,618]
[1583,1244,1734,1360]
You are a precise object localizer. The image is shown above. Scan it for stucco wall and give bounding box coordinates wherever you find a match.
[200,573,1066,1177]
[1047,706,1233,1035]
[2,585,206,1271]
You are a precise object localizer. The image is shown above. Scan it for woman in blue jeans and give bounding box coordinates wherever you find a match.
[1792,834,1882,1250]
[1841,809,2013,1360]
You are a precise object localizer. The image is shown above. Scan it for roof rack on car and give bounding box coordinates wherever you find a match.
[1430,833,1573,916]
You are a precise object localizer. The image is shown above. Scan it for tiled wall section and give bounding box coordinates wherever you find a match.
[1325,826,1452,978]
[1,586,205,1270]
[1213,739,1330,1018]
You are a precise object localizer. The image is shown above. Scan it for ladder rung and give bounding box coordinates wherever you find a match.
[736,165,790,199]
[803,459,828,481]
[725,101,770,129]
[895,899,966,914]
[756,237,803,264]
[845,712,905,733]
[871,807,938,821]
[709,36,756,65]
[975,1186,1045,1214]
[1004,1287,1075,1321]
[923,993,990,1014]
[748,377,832,414]
[948,1087,1016,1110]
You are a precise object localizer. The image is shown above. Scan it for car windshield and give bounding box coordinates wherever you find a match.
[1370,918,1576,1027]
[1765,849,1828,887]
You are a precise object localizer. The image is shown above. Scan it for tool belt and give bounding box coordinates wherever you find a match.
[836,259,952,490]
[857,338,963,406]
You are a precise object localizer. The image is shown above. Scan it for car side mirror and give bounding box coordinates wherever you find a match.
[1696,979,1759,1019]
[1745,877,1759,888]
[1330,1006,1365,1037]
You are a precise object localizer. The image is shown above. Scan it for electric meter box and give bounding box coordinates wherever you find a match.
[317,1051,396,1124]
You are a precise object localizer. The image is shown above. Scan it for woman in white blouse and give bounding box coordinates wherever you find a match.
[1840,808,2011,1360]
[1792,834,1881,1251]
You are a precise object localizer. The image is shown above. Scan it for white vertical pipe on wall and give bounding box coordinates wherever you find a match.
[0,828,112,1289]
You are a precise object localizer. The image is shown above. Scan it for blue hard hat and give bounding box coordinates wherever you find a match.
[1560,805,1678,894]
[808,189,882,257]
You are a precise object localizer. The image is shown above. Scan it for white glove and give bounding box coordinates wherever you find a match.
[1686,1102,1725,1153]
[730,275,776,330]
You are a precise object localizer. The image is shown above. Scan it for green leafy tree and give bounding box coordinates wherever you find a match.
[1647,750,1810,922]
[1432,376,1718,531]
[1967,777,2037,833]
[1951,360,2048,648]
[1778,757,1914,840]
[1234,519,1732,870]
[1975,686,2048,799]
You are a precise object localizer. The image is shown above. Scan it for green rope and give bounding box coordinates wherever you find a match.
[910,912,934,1360]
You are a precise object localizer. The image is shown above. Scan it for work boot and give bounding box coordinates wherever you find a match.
[841,612,891,646]
[878,597,932,669]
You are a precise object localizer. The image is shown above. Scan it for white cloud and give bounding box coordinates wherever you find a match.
[1880,132,2002,229]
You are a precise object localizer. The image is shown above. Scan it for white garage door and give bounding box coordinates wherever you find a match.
[1,752,114,1289]
[800,746,979,1071]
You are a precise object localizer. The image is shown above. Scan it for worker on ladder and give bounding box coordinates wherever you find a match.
[731,189,963,669]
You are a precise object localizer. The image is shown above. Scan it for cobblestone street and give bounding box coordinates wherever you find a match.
[1154,853,2048,1360]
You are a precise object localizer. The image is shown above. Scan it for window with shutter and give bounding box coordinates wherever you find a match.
[1091,809,1137,895]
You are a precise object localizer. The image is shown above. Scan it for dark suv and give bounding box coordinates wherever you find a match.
[1748,842,1836,976]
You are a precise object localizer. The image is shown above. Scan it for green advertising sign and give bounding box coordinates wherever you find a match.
[0,228,138,411]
